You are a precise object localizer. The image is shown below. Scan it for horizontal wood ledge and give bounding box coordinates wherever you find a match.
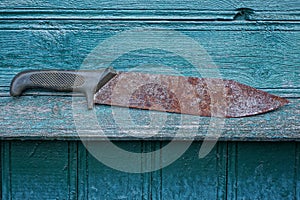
[0,96,298,141]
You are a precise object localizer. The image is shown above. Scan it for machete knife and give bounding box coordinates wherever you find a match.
[10,67,289,118]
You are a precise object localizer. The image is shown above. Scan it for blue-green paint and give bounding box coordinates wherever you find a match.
[1,141,300,199]
[0,1,299,199]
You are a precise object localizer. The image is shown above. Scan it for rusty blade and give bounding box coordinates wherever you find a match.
[94,72,289,118]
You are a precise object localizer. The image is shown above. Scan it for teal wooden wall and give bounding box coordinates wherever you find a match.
[0,0,299,199]
[1,141,300,199]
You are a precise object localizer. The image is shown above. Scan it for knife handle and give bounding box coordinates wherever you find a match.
[10,68,117,109]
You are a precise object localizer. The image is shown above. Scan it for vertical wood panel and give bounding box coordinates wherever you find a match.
[147,142,162,200]
[68,142,78,200]
[227,142,237,200]
[217,142,227,200]
[81,141,145,199]
[1,142,11,200]
[0,142,2,199]
[79,141,228,199]
[8,141,71,199]
[228,142,297,199]
[141,141,160,200]
[296,143,300,199]
[160,142,227,199]
[1,141,300,199]
[78,142,88,200]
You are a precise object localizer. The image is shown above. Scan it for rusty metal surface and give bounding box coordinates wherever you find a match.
[94,72,289,118]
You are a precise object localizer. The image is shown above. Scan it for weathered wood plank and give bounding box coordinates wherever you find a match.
[0,96,298,141]
[1,20,299,31]
[0,29,299,90]
[0,0,299,11]
[0,3,298,142]
[0,9,299,21]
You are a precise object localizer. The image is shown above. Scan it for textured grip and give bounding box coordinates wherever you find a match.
[10,68,117,109]
[30,72,85,89]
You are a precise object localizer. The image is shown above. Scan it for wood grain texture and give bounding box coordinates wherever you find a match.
[227,142,300,199]
[0,96,299,140]
[296,143,300,198]
[1,0,299,10]
[0,12,298,140]
[0,9,299,21]
[0,1,299,200]
[76,141,228,199]
[1,141,77,199]
[0,29,299,91]
[226,142,237,200]
[160,142,227,199]
[2,141,298,199]
[82,141,145,199]
[1,142,11,200]
[0,142,1,199]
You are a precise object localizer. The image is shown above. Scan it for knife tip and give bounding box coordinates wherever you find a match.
[278,96,290,106]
